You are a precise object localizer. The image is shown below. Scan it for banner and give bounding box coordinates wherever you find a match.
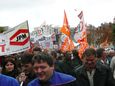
[30,24,54,43]
[41,24,54,37]
[30,27,43,43]
[0,21,30,56]
[38,36,54,49]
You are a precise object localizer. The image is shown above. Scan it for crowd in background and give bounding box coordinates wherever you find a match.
[0,46,115,86]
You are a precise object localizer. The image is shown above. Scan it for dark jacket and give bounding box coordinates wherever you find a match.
[55,58,81,77]
[75,63,115,86]
[2,69,19,78]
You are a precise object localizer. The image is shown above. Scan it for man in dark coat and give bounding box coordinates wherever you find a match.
[17,52,36,86]
[75,48,115,86]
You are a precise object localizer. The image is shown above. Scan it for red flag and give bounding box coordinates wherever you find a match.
[60,10,74,52]
[60,10,71,37]
[60,36,74,52]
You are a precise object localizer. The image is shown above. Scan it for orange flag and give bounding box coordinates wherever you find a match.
[60,10,71,37]
[60,10,74,52]
[60,36,75,52]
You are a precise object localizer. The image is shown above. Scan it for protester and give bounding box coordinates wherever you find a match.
[2,57,19,78]
[56,50,82,77]
[72,49,82,67]
[28,52,79,86]
[96,48,109,65]
[106,50,115,66]
[110,56,115,79]
[32,47,42,55]
[75,48,115,86]
[50,50,64,72]
[17,52,36,86]
[0,66,2,73]
[0,73,19,86]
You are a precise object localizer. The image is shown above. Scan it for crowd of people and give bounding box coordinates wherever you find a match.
[0,46,115,86]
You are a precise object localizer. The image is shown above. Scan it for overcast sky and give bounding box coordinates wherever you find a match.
[0,0,115,32]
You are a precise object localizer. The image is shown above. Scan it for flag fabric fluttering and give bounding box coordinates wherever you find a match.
[60,10,71,37]
[60,36,75,52]
[78,11,83,20]
[74,11,89,58]
[60,10,74,52]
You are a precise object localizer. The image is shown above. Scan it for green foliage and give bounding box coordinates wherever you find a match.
[0,27,6,33]
[112,24,115,42]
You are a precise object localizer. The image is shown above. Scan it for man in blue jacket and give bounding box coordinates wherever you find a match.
[28,52,79,86]
[0,74,19,86]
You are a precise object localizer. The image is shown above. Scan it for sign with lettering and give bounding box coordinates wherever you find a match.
[10,29,29,45]
[0,21,30,56]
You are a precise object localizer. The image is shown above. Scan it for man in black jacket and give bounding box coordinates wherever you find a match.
[75,48,115,86]
[17,52,36,86]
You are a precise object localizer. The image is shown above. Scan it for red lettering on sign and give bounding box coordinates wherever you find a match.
[10,29,30,46]
[0,44,5,52]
